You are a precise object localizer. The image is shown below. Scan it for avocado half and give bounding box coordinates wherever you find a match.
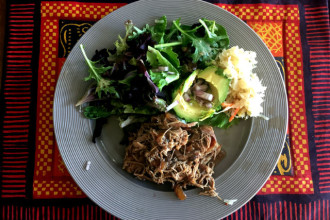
[172,66,230,122]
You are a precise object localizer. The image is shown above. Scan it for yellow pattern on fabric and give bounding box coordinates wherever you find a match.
[33,180,83,196]
[277,140,292,175]
[60,23,93,57]
[35,2,121,198]
[249,22,283,57]
[57,153,66,174]
[36,19,57,178]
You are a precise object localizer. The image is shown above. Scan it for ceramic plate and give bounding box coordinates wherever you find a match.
[53,0,288,219]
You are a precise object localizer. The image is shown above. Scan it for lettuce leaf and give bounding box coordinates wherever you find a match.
[147,46,180,90]
[159,47,180,69]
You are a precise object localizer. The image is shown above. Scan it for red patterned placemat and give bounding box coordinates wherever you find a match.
[33,2,311,198]
[1,1,330,219]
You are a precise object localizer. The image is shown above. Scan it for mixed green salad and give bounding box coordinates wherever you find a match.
[76,16,243,141]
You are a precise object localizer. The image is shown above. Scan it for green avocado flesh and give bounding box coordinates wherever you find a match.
[173,66,230,122]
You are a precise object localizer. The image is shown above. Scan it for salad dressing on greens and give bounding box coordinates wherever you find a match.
[76,16,266,203]
[76,16,235,134]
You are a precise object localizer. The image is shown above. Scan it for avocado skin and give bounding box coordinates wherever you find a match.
[172,66,229,122]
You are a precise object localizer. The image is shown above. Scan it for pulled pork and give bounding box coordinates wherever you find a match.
[123,113,222,200]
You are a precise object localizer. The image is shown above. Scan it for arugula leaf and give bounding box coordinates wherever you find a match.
[146,46,180,90]
[151,15,167,43]
[172,19,214,63]
[80,44,119,98]
[172,18,229,64]
[154,41,182,49]
[191,39,214,63]
[199,18,229,48]
[164,23,178,43]
[129,16,167,44]
[129,24,150,40]
[181,23,203,34]
[199,19,216,39]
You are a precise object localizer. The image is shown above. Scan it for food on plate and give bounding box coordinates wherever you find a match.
[76,15,267,202]
[77,16,266,136]
[215,46,266,120]
[76,16,235,133]
[123,113,222,200]
[172,66,230,122]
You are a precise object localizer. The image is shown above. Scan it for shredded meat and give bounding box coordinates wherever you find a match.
[123,113,222,200]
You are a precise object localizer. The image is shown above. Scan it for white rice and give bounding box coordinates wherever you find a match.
[215,46,266,119]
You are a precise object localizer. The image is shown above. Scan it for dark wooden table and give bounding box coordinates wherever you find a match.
[0,0,6,88]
